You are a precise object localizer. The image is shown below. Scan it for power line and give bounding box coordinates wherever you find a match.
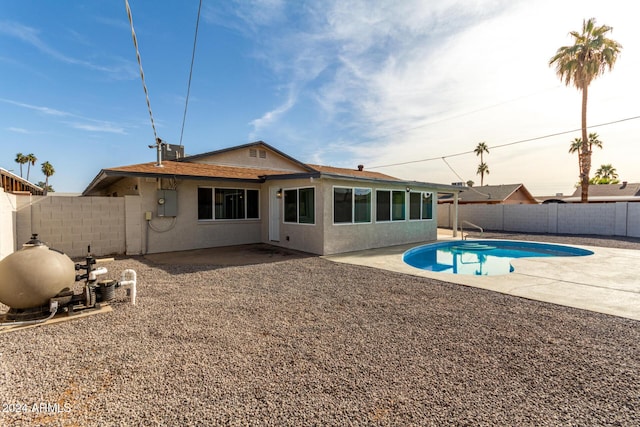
[368,115,640,169]
[124,0,158,141]
[178,0,203,148]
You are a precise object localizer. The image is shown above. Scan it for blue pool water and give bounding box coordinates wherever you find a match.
[403,240,593,276]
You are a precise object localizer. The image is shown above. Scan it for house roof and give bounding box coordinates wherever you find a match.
[181,141,315,172]
[307,164,400,181]
[569,182,640,198]
[0,167,44,195]
[82,142,463,195]
[439,183,535,204]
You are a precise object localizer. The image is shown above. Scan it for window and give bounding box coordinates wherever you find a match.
[334,187,352,223]
[284,187,315,224]
[409,191,433,220]
[334,187,371,224]
[376,191,390,222]
[197,188,259,220]
[392,191,406,220]
[198,188,213,220]
[376,190,405,222]
[299,188,315,224]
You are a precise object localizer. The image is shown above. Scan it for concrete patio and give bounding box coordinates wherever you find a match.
[325,232,640,321]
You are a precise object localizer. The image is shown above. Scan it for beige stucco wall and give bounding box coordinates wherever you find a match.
[135,178,263,254]
[320,179,438,255]
[503,188,536,204]
[262,178,324,254]
[0,188,17,260]
[191,145,307,172]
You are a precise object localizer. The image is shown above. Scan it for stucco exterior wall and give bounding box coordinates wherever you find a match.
[0,188,17,260]
[191,146,307,172]
[503,188,536,204]
[138,178,263,254]
[320,179,438,255]
[263,178,325,255]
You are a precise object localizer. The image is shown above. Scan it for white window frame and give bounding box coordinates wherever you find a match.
[283,186,316,225]
[408,191,434,221]
[375,189,407,222]
[333,186,372,225]
[197,186,260,221]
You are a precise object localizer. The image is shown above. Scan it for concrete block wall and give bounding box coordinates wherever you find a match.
[628,203,640,237]
[556,203,616,235]
[459,204,503,231]
[504,204,548,233]
[439,202,639,238]
[17,196,126,258]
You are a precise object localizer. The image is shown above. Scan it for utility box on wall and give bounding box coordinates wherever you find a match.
[157,190,177,217]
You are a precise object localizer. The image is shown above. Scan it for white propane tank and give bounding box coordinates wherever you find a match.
[0,235,75,309]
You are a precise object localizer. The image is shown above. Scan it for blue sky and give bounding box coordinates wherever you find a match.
[1,0,638,195]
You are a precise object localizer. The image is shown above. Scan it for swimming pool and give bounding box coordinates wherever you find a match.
[403,240,594,276]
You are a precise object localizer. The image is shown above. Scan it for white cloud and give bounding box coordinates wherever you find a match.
[0,20,137,80]
[217,0,639,193]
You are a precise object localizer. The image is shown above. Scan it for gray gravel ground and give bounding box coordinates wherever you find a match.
[1,233,639,426]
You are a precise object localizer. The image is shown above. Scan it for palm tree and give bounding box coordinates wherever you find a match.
[36,181,54,193]
[41,161,55,195]
[549,18,622,202]
[474,142,490,187]
[474,142,489,164]
[568,132,603,178]
[25,153,37,181]
[591,163,619,184]
[14,153,28,177]
[476,162,489,186]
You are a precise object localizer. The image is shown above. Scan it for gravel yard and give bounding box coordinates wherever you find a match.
[1,233,639,426]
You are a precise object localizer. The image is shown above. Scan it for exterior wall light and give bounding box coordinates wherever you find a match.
[276,189,283,198]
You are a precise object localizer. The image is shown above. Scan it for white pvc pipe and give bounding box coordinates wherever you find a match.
[120,269,137,305]
[88,267,108,281]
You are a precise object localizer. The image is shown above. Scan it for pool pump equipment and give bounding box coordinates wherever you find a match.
[0,234,136,328]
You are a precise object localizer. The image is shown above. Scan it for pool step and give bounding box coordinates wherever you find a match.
[450,243,496,251]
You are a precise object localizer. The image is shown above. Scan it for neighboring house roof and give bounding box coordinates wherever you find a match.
[82,142,462,195]
[569,182,640,199]
[0,167,44,196]
[439,183,537,204]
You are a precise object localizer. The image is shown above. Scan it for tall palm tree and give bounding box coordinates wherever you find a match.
[474,142,489,164]
[25,153,37,181]
[476,162,489,186]
[41,161,55,195]
[549,18,622,202]
[14,153,28,177]
[474,142,490,187]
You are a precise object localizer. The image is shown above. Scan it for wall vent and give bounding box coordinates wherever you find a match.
[249,148,257,157]
[259,149,267,159]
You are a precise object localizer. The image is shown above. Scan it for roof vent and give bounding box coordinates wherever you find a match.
[249,148,257,157]
[621,181,627,189]
[357,164,364,171]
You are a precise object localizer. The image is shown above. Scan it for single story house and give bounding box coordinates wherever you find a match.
[541,182,640,203]
[83,141,462,255]
[438,183,537,205]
